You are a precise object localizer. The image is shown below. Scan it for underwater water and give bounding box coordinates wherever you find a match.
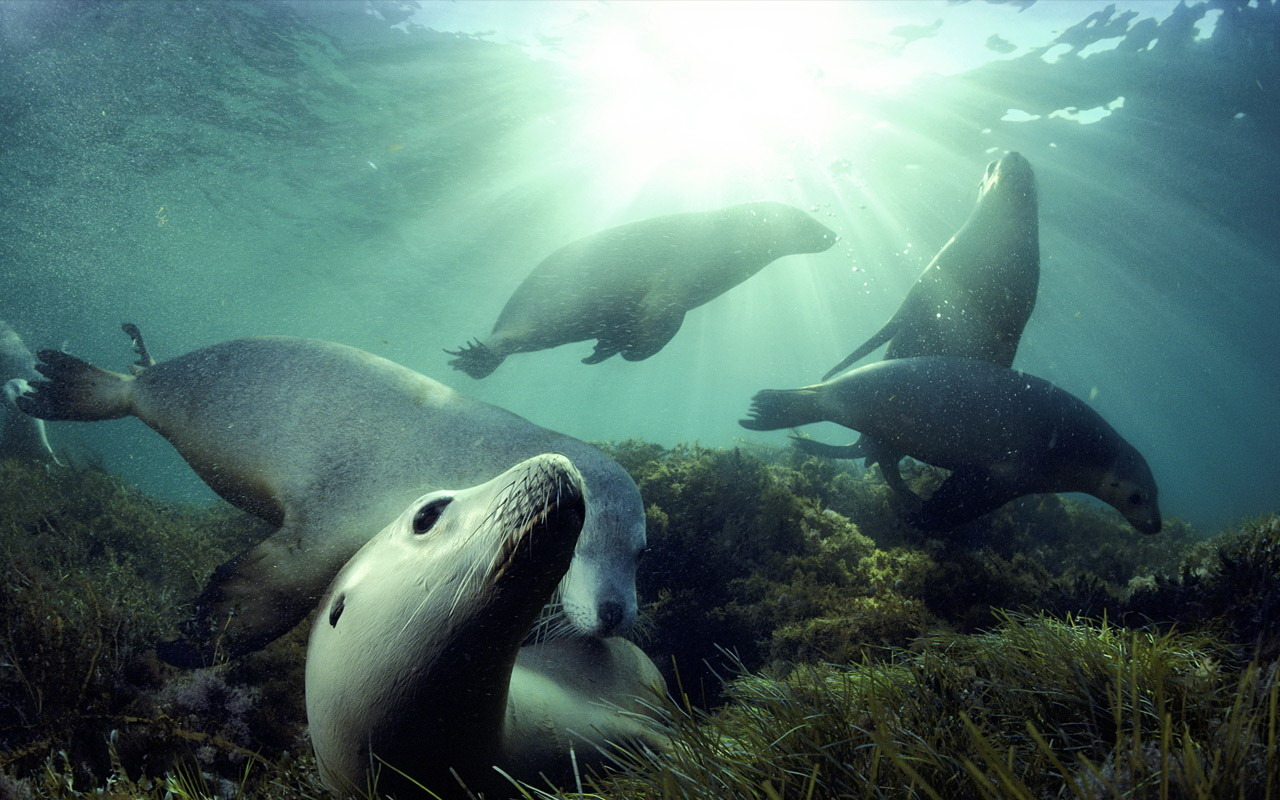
[2,3,1280,797]
[1,0,1277,532]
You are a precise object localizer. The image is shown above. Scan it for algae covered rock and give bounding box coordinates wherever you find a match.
[1125,513,1280,658]
[598,442,944,694]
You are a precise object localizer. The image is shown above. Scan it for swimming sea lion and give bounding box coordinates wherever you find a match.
[824,152,1039,379]
[741,356,1161,533]
[1,321,59,464]
[801,152,1040,481]
[447,202,836,378]
[307,454,667,799]
[17,329,645,666]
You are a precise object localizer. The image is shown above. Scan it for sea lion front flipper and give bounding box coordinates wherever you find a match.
[158,521,349,667]
[789,434,868,460]
[621,304,685,362]
[908,469,1020,531]
[582,340,622,364]
[875,454,924,510]
[822,313,904,381]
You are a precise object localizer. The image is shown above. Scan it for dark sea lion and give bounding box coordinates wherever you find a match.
[17,329,646,666]
[1,321,59,464]
[823,152,1039,378]
[307,454,666,799]
[741,356,1161,533]
[801,152,1040,478]
[447,202,836,378]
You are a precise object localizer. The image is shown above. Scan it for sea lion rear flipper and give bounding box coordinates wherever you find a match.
[121,322,156,374]
[739,387,823,431]
[909,469,1020,531]
[445,339,504,380]
[15,350,134,421]
[789,433,868,460]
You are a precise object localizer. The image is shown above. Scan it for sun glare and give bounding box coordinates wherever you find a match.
[562,2,906,180]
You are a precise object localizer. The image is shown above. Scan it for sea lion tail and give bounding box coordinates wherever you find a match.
[444,339,503,379]
[739,388,821,431]
[15,350,135,421]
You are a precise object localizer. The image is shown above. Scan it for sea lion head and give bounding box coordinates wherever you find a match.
[976,151,1038,221]
[735,201,838,257]
[306,453,587,793]
[1095,447,1162,534]
[555,491,645,638]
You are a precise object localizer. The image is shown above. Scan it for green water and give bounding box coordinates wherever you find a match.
[1,0,1277,531]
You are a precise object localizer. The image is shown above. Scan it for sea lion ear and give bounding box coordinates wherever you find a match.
[328,594,345,627]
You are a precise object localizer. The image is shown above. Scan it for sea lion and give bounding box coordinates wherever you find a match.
[447,202,836,378]
[17,328,646,666]
[741,356,1161,533]
[307,454,667,799]
[1,321,59,464]
[824,152,1039,379]
[801,152,1040,480]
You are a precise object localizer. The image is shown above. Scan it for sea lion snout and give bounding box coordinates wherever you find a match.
[1096,466,1162,535]
[982,151,1037,205]
[1133,512,1162,535]
[487,454,586,580]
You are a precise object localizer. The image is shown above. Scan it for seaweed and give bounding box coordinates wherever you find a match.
[2,442,1275,798]
[585,613,1279,800]
[599,442,941,698]
[1125,513,1280,658]
[0,458,308,791]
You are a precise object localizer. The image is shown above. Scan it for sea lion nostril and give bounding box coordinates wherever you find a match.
[597,601,624,633]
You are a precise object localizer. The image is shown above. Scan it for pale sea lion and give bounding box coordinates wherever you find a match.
[801,152,1040,486]
[17,329,645,666]
[447,202,836,378]
[1,321,59,464]
[741,356,1161,533]
[307,454,667,799]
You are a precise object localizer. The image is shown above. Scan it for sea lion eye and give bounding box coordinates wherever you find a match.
[413,498,451,534]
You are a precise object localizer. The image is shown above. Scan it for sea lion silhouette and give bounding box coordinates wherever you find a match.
[447,202,836,378]
[1,321,60,465]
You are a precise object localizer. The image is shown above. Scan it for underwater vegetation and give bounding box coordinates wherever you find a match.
[0,447,1275,798]
[589,613,1280,800]
[0,459,314,795]
[600,441,1202,697]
